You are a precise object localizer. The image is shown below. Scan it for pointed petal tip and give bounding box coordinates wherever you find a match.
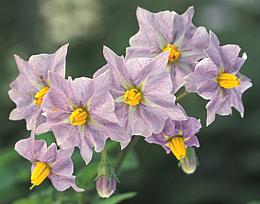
[120,139,131,149]
[182,6,195,20]
[74,187,85,192]
[102,45,109,50]
[57,43,69,50]
[13,54,23,63]
[242,52,247,60]
[240,111,244,118]
[59,43,69,49]
[9,109,20,121]
[185,6,195,13]
[13,54,20,59]
[102,45,113,57]
[103,46,123,64]
[136,6,148,14]
[206,117,213,127]
[14,140,20,152]
[209,30,218,41]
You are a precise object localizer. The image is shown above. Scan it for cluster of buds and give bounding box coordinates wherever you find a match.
[9,6,251,197]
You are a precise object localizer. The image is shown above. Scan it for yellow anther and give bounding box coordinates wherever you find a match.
[168,137,186,160]
[218,73,240,89]
[162,44,181,63]
[30,162,50,189]
[123,88,142,106]
[70,108,88,126]
[34,87,49,106]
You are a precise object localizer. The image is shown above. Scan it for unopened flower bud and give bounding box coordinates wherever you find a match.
[96,149,118,198]
[179,147,198,175]
[96,175,117,198]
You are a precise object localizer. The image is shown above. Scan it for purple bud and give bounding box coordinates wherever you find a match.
[96,175,117,198]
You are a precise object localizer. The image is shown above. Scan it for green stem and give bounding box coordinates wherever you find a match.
[98,147,110,176]
[100,148,107,161]
[176,91,188,102]
[115,136,140,174]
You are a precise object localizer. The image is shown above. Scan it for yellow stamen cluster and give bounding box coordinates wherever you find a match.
[123,88,142,106]
[70,108,88,126]
[30,162,51,190]
[162,44,181,63]
[34,87,49,106]
[166,130,187,160]
[168,137,186,160]
[218,73,240,89]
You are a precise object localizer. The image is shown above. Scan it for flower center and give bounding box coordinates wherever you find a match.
[123,88,142,106]
[70,108,88,126]
[168,137,186,160]
[30,162,51,190]
[162,44,181,63]
[34,87,49,106]
[218,73,240,89]
[167,130,186,160]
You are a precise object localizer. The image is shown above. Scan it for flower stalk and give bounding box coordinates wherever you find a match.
[96,148,118,198]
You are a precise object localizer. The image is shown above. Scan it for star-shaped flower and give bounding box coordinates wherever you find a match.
[37,71,127,164]
[184,32,252,126]
[97,46,186,146]
[15,131,83,192]
[126,7,209,93]
[146,117,201,160]
[9,44,68,130]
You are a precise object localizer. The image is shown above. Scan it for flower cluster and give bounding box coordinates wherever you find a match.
[9,6,251,197]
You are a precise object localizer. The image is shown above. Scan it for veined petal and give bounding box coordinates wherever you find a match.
[50,174,84,192]
[205,31,223,67]
[220,44,241,70]
[29,44,68,79]
[135,51,170,91]
[42,143,57,164]
[103,46,132,88]
[206,92,231,126]
[51,148,74,175]
[15,132,47,162]
[14,55,44,89]
[146,117,201,154]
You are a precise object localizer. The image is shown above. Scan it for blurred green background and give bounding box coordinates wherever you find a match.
[0,0,259,203]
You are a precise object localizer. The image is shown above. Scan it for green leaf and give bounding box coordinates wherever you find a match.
[92,192,137,204]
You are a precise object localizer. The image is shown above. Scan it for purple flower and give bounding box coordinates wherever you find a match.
[96,175,117,198]
[99,46,186,146]
[184,32,252,126]
[126,7,209,93]
[37,71,127,164]
[15,131,83,192]
[146,117,201,160]
[9,44,68,130]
